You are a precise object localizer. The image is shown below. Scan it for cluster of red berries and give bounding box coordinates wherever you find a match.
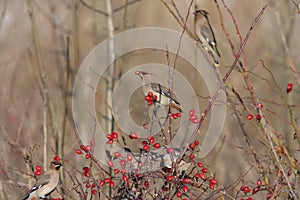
[145,92,158,106]
[189,140,200,160]
[100,177,115,187]
[106,131,119,144]
[239,179,264,199]
[142,136,161,151]
[162,160,217,199]
[247,103,263,121]
[188,109,198,124]
[85,181,98,195]
[34,165,42,176]
[75,144,92,159]
[171,112,181,119]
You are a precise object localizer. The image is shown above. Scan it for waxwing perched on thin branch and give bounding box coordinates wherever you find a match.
[194,9,221,66]
[135,71,182,112]
[23,161,62,200]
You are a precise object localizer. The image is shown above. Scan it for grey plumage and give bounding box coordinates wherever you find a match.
[194,10,221,66]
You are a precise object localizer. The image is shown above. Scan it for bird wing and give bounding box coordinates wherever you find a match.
[22,173,50,200]
[35,172,51,187]
[200,21,220,57]
[150,83,180,105]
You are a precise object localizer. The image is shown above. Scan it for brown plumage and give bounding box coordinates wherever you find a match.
[23,161,62,200]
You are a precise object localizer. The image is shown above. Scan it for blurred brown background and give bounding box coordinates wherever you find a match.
[0,0,299,199]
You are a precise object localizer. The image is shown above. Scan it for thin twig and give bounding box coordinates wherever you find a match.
[79,0,107,16]
[260,112,298,199]
[179,4,269,161]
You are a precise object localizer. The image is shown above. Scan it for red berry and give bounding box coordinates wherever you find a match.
[176,191,182,197]
[189,115,197,121]
[114,169,120,174]
[35,166,42,172]
[244,187,251,193]
[257,103,263,109]
[148,92,153,97]
[189,109,195,116]
[109,181,115,187]
[107,134,113,140]
[85,153,91,159]
[194,140,199,145]
[122,175,128,181]
[192,119,198,124]
[127,154,133,161]
[171,113,177,119]
[129,133,138,139]
[91,183,96,188]
[189,144,195,149]
[143,124,148,129]
[195,173,206,180]
[153,95,158,101]
[83,167,90,177]
[182,178,191,184]
[167,148,173,153]
[92,189,97,195]
[114,152,121,157]
[209,183,214,189]
[138,161,143,167]
[148,136,155,144]
[197,162,203,168]
[144,181,150,188]
[85,145,91,152]
[286,83,293,94]
[201,168,208,173]
[210,179,217,185]
[142,141,148,145]
[166,175,175,182]
[53,155,60,161]
[256,114,261,120]
[145,96,152,102]
[266,193,271,199]
[147,101,153,106]
[76,149,82,154]
[153,143,161,149]
[80,145,86,150]
[86,182,91,188]
[189,153,195,159]
[120,160,126,166]
[105,178,111,183]
[111,132,118,139]
[252,187,259,194]
[143,144,149,151]
[257,179,262,186]
[182,185,188,192]
[34,171,41,176]
[247,114,253,120]
[176,112,181,117]
[107,161,114,167]
[106,140,113,144]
